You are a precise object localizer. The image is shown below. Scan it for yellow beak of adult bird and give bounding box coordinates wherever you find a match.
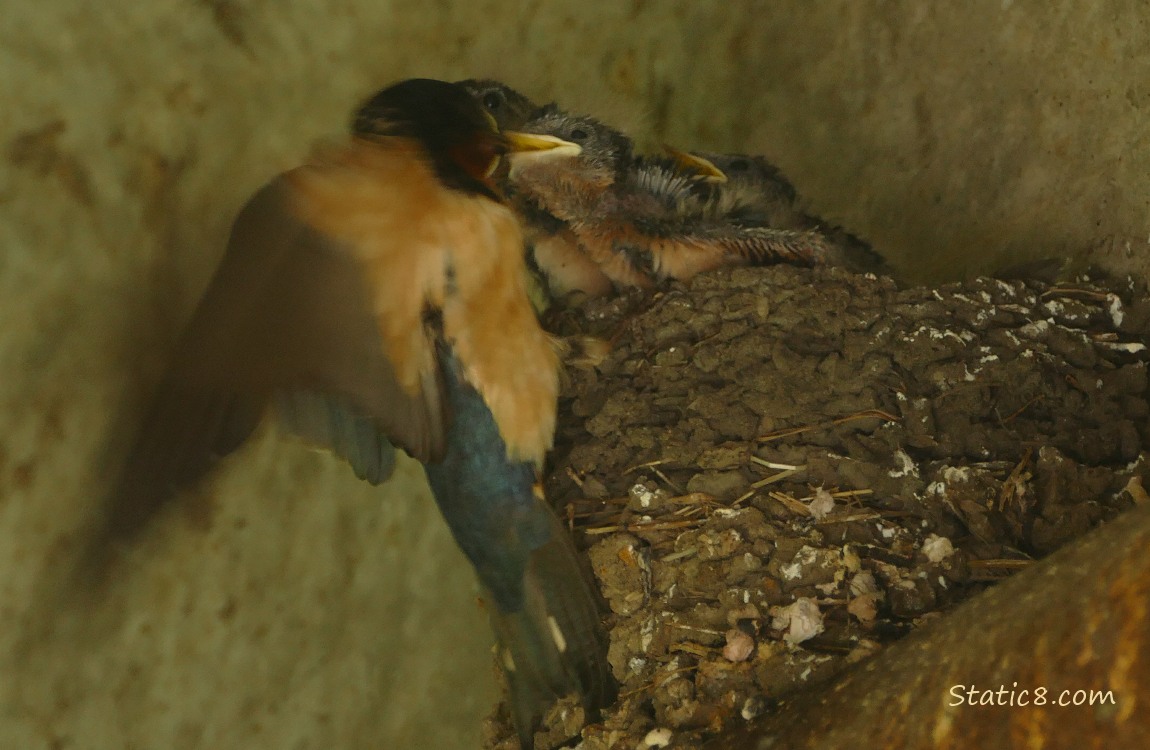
[99,78,614,747]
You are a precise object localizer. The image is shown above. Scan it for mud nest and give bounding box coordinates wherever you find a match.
[484,265,1150,749]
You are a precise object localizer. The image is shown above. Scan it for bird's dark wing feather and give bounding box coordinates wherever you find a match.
[424,347,614,744]
[106,174,448,540]
[707,226,829,267]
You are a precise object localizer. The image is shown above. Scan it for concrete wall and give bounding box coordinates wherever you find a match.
[661,1,1150,282]
[3,2,1147,748]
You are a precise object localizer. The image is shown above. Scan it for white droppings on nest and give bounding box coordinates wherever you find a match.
[963,365,977,382]
[979,353,999,364]
[1020,348,1035,358]
[1107,293,1125,327]
[1018,319,1049,338]
[1042,299,1066,316]
[806,486,836,520]
[781,545,822,580]
[942,466,972,483]
[722,629,755,662]
[639,727,673,748]
[925,481,946,497]
[936,326,974,344]
[878,523,896,540]
[629,482,662,509]
[978,290,994,304]
[974,306,996,324]
[699,528,743,559]
[628,656,647,674]
[769,597,824,645]
[1054,319,1094,340]
[849,570,879,596]
[741,696,766,721]
[841,546,862,573]
[847,591,880,623]
[640,616,657,652]
[993,279,1019,296]
[1098,341,1147,353]
[888,448,919,478]
[921,534,955,562]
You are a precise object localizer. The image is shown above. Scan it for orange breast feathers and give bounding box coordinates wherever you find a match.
[286,137,559,465]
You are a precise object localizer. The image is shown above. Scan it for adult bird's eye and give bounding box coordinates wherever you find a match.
[483,92,502,111]
[569,128,588,142]
[729,158,750,172]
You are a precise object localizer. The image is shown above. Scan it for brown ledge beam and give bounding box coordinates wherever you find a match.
[707,502,1150,749]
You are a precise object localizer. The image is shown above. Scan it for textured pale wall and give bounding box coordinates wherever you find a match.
[652,0,1150,282]
[3,2,1148,749]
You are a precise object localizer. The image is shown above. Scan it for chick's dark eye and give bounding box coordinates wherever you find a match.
[569,128,588,142]
[729,158,750,172]
[482,92,502,111]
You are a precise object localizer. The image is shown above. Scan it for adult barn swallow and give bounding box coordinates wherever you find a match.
[508,108,830,292]
[456,78,544,131]
[101,78,613,746]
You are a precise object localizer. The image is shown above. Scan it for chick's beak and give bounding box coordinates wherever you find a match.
[663,145,728,183]
[504,132,581,178]
[505,131,582,156]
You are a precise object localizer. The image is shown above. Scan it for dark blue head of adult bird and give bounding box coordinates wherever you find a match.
[93,77,615,748]
[455,78,546,131]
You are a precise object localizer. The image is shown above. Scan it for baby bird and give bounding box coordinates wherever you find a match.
[98,78,613,748]
[456,78,545,131]
[508,107,831,296]
[678,148,889,275]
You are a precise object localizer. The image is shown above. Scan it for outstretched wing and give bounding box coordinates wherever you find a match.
[106,166,448,542]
